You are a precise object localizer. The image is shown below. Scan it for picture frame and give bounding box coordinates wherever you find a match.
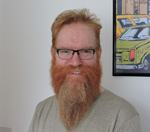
[113,0,150,76]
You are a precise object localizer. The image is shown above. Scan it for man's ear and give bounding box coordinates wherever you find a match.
[51,47,56,57]
[51,47,54,56]
[50,47,52,55]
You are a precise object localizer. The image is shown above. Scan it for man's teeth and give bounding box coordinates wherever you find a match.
[72,71,81,74]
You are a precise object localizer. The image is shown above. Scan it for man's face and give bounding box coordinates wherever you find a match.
[50,22,102,131]
[55,22,101,70]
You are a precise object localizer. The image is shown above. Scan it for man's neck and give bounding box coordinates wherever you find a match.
[99,85,105,94]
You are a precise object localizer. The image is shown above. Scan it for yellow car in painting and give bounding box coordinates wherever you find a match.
[116,15,150,38]
[116,24,150,71]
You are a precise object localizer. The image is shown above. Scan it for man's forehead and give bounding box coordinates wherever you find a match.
[56,23,96,49]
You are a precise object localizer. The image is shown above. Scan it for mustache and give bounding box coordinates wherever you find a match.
[52,65,87,73]
[51,64,100,78]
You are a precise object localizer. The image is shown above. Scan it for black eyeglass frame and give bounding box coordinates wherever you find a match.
[54,47,99,60]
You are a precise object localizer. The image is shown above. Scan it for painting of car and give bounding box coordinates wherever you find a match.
[116,24,150,73]
[116,15,150,38]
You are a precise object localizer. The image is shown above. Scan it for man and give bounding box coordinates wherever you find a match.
[28,9,142,132]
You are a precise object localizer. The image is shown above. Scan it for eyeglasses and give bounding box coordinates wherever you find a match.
[54,47,99,60]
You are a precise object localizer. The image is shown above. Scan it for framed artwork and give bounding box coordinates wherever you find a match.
[113,0,150,76]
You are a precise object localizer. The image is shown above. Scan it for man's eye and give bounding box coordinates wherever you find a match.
[81,50,92,54]
[83,50,89,53]
[60,50,70,54]
[63,50,69,53]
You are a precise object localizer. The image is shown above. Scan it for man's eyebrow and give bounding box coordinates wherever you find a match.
[82,46,95,49]
[57,46,96,50]
[57,46,70,49]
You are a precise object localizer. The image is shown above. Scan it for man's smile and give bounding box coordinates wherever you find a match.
[67,71,83,77]
[72,71,81,74]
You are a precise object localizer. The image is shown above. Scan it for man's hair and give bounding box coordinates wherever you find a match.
[51,8,102,48]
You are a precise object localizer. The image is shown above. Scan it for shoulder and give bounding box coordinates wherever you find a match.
[103,90,141,131]
[37,95,56,107]
[33,95,58,117]
[95,89,139,121]
[91,89,141,131]
[36,95,57,111]
[104,90,138,112]
[28,96,58,132]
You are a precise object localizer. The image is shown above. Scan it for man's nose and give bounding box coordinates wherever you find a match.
[70,52,82,67]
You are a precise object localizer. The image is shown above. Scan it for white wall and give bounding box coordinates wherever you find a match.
[0,0,149,132]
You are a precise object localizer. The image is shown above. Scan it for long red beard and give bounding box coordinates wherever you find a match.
[50,57,102,131]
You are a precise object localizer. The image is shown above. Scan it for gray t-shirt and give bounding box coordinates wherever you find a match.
[28,89,142,132]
